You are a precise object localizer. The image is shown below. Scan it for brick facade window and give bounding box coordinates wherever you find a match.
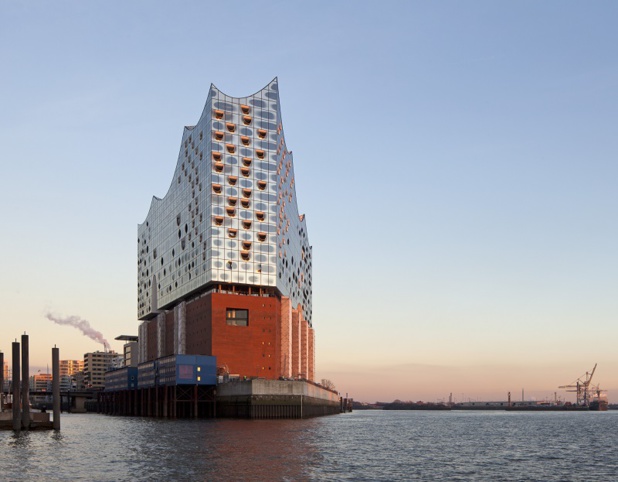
[226,308,249,326]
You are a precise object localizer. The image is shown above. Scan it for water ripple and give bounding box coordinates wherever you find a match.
[1,411,617,480]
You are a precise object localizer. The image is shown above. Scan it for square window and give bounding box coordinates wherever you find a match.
[226,308,248,326]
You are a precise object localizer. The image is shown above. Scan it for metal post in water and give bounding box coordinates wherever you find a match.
[12,341,20,431]
[21,334,30,430]
[52,346,60,430]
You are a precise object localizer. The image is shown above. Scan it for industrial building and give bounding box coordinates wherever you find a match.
[137,79,315,382]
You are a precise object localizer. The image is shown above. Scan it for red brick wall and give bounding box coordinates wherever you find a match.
[146,320,157,361]
[165,311,175,355]
[280,296,292,378]
[185,295,213,356]
[142,292,291,380]
[308,327,315,382]
[291,310,300,378]
[211,293,281,379]
[301,318,308,379]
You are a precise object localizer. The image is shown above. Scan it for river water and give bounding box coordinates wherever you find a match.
[1,410,617,481]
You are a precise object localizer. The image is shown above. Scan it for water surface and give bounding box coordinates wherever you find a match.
[1,410,616,480]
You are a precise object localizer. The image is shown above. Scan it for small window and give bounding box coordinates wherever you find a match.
[242,241,252,250]
[226,207,236,217]
[240,251,251,261]
[226,144,236,154]
[241,167,250,177]
[226,123,236,133]
[257,232,267,242]
[241,105,251,114]
[212,152,222,161]
[242,188,252,199]
[242,220,252,229]
[257,180,267,190]
[257,129,267,139]
[226,308,248,326]
[228,228,238,238]
[255,149,265,159]
[228,197,238,206]
[228,176,238,186]
[214,109,224,119]
[212,184,222,194]
[256,211,265,221]
[240,136,250,147]
[240,199,250,209]
[214,162,224,173]
[214,216,224,226]
[242,115,252,126]
[214,131,224,141]
[242,157,252,167]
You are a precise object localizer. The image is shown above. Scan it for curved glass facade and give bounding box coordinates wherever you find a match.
[138,79,312,326]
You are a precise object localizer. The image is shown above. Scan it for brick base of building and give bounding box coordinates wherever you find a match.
[139,286,315,381]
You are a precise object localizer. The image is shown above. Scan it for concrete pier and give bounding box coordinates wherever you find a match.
[21,334,30,429]
[11,341,20,431]
[52,347,60,430]
[99,379,342,419]
[216,380,341,419]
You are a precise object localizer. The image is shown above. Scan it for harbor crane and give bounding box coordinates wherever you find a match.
[558,363,597,406]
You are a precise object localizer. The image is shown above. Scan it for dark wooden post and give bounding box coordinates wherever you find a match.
[12,342,20,431]
[52,346,60,430]
[21,334,30,429]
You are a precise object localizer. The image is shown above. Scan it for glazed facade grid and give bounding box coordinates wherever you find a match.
[138,79,312,325]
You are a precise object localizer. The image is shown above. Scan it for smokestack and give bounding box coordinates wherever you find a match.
[46,313,110,351]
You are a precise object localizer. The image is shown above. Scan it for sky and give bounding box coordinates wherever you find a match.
[1,1,616,403]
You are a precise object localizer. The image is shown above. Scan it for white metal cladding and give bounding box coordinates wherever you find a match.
[137,79,313,325]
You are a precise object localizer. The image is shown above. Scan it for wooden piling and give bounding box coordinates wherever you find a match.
[12,342,20,431]
[52,346,60,430]
[21,334,30,429]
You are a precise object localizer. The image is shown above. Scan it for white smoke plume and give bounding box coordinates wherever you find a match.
[46,313,110,351]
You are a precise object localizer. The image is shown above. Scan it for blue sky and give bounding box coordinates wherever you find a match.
[1,1,616,402]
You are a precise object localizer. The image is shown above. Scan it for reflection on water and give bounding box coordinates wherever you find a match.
[1,411,617,481]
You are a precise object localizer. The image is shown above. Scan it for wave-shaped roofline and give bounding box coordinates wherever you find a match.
[138,78,280,227]
[211,77,278,101]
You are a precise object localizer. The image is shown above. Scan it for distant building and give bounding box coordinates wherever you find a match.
[60,359,84,377]
[83,351,123,389]
[59,375,74,391]
[30,373,53,404]
[73,371,86,391]
[137,79,315,381]
[2,362,8,391]
[115,335,138,368]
